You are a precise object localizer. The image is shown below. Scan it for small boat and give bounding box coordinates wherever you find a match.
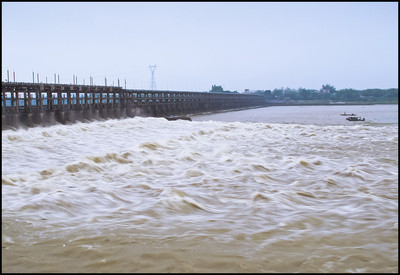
[340,112,356,116]
[346,116,365,121]
[164,115,192,121]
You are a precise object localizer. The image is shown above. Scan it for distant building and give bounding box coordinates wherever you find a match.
[244,89,250,94]
[321,88,331,94]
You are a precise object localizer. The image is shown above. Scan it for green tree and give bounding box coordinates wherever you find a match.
[298,88,313,100]
[272,88,284,100]
[264,90,273,99]
[210,85,224,93]
[335,88,360,101]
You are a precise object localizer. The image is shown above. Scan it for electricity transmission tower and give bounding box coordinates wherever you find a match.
[149,65,156,90]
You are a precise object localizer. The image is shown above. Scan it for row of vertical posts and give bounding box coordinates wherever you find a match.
[5,70,126,88]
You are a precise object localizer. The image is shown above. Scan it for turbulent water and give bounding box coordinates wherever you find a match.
[2,105,398,272]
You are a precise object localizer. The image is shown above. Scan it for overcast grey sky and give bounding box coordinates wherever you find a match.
[2,2,398,92]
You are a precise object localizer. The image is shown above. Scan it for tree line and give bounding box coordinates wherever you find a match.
[210,84,398,103]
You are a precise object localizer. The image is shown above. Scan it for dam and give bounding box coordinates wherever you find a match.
[2,82,266,129]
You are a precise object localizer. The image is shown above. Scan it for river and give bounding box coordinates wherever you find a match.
[2,104,398,272]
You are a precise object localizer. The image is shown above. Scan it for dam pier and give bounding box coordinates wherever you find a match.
[2,82,266,129]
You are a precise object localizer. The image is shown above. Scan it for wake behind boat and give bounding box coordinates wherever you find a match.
[340,112,357,116]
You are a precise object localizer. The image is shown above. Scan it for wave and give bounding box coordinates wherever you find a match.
[2,115,398,273]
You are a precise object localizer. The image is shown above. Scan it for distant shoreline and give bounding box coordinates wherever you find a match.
[264,100,398,106]
[189,102,397,117]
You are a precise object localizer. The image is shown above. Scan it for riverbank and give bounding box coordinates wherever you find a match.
[264,100,398,106]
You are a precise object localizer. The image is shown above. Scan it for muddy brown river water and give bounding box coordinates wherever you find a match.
[2,105,398,272]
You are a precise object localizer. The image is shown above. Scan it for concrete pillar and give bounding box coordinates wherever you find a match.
[92,109,100,121]
[100,108,108,119]
[33,112,45,126]
[22,113,34,127]
[166,104,173,115]
[56,111,66,124]
[75,110,83,121]
[2,114,7,129]
[6,113,19,128]
[45,111,56,125]
[119,108,127,119]
[66,110,76,123]
[147,105,155,116]
[113,108,121,118]
[107,108,115,119]
[83,109,92,121]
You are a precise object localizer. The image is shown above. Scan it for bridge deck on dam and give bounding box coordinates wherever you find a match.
[2,82,266,129]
